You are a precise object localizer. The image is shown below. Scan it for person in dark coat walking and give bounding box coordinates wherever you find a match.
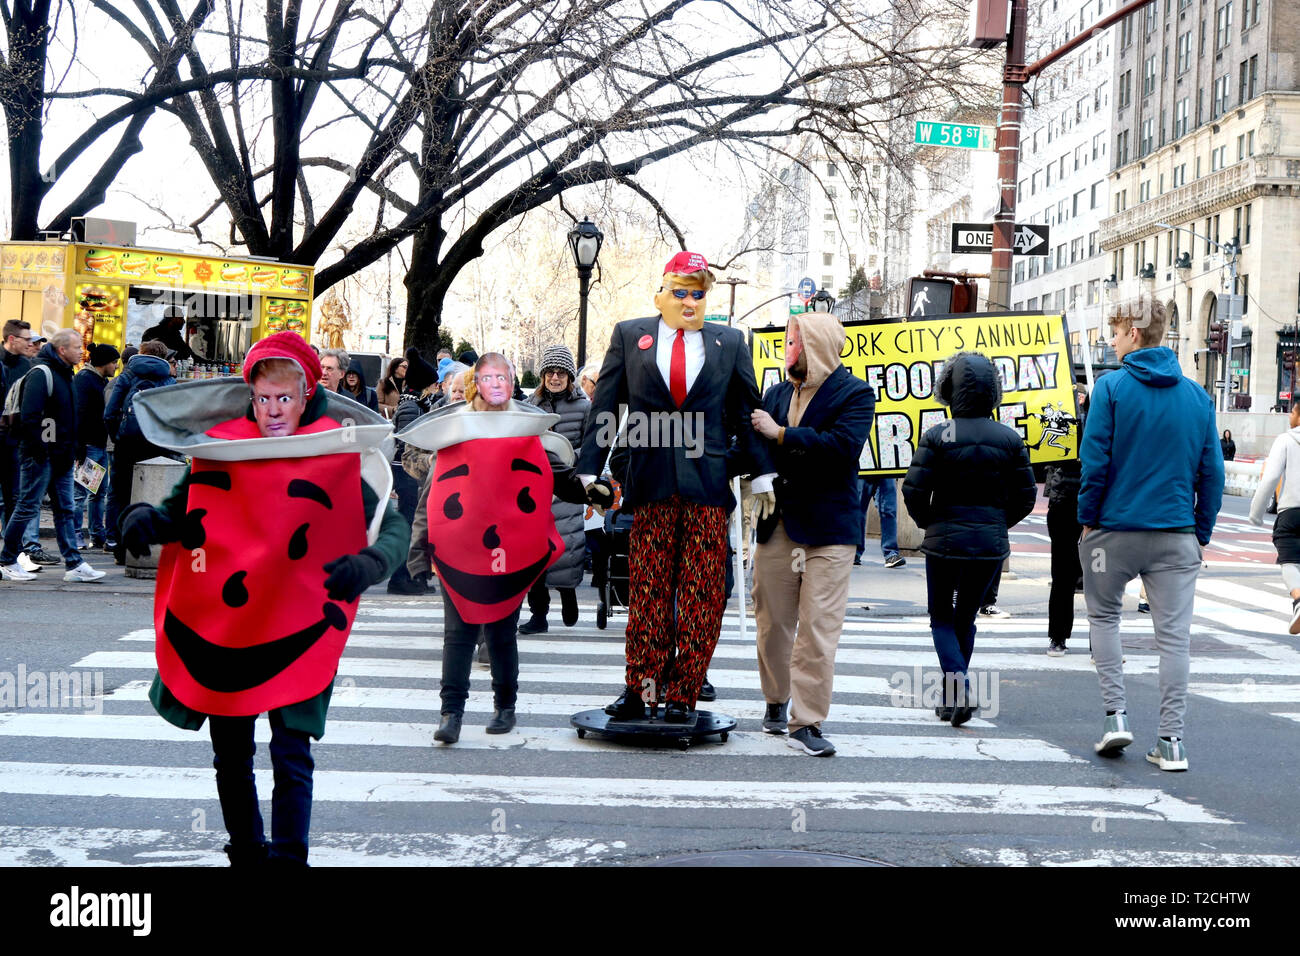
[0,330,105,582]
[104,341,176,564]
[1045,383,1089,656]
[386,347,440,595]
[72,343,120,548]
[520,344,591,633]
[1220,430,1236,461]
[340,358,380,413]
[902,352,1037,726]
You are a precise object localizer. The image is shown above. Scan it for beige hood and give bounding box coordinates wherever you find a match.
[791,311,847,389]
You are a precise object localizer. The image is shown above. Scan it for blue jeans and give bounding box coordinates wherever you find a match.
[1,455,81,568]
[73,446,109,540]
[209,710,314,865]
[856,478,899,559]
[925,556,1002,702]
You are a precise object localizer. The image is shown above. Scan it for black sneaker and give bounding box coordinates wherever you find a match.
[27,547,60,566]
[884,553,906,568]
[787,725,835,756]
[517,615,548,635]
[1290,598,1300,636]
[697,677,716,702]
[763,701,789,734]
[935,706,954,721]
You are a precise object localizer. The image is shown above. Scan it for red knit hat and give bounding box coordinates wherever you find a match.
[243,331,322,398]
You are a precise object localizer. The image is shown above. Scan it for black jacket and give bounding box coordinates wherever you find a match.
[756,364,875,547]
[20,343,78,463]
[342,358,380,413]
[902,352,1037,560]
[576,317,772,510]
[0,348,32,447]
[140,322,192,361]
[73,367,110,454]
[1221,437,1236,461]
[529,384,592,587]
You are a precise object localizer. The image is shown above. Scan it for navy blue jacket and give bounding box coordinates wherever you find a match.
[73,367,110,454]
[755,364,875,547]
[20,343,78,463]
[104,355,175,440]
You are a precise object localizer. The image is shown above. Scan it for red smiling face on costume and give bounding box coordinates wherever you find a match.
[426,435,562,624]
[153,416,366,716]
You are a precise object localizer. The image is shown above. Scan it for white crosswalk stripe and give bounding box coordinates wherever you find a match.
[4,575,1298,865]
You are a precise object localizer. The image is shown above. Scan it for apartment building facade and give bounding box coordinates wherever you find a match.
[1101,0,1300,413]
[1011,0,1117,361]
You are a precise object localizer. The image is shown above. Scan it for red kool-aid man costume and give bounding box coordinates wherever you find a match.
[400,395,586,741]
[126,332,408,866]
[576,251,775,720]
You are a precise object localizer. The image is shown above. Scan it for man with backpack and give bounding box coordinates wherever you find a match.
[0,329,106,582]
[104,340,176,565]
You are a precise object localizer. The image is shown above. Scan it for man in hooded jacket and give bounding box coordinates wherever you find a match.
[749,312,874,756]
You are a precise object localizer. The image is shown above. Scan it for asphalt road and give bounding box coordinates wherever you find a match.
[0,494,1297,867]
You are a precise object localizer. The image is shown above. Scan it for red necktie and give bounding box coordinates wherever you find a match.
[670,329,687,407]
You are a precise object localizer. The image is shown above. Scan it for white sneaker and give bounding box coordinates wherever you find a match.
[0,563,36,582]
[16,552,42,573]
[63,561,107,582]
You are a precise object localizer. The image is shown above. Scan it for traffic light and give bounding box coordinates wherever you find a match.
[950,279,979,313]
[1207,321,1226,353]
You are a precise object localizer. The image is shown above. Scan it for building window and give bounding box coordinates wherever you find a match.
[1071,238,1083,263]
[1236,203,1252,244]
[827,161,838,177]
[1173,163,1187,186]
[1087,278,1101,305]
[1088,231,1098,257]
[1143,55,1156,97]
[822,275,833,290]
[1031,171,1039,194]
[1057,244,1067,269]
[824,230,836,244]
[1027,296,1039,311]
[1058,198,1067,222]
[1018,178,1027,201]
[1215,2,1233,52]
[1177,31,1191,73]
[1248,54,1259,99]
[1015,261,1026,284]
[1120,14,1134,48]
[823,253,834,267]
[1213,74,1230,117]
[1092,131,1104,160]
[1139,179,1152,202]
[1118,70,1132,109]
[1140,118,1154,157]
[1211,144,1228,170]
[1090,181,1102,208]
[1116,129,1130,166]
[1073,189,1085,216]
[825,185,836,199]
[1196,87,1204,126]
[824,209,835,220]
[1059,155,1068,180]
[1175,97,1189,137]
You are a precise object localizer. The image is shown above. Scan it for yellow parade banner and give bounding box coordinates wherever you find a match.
[750,313,1080,478]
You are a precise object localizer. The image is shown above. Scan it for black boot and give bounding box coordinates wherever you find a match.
[664,701,691,723]
[485,708,516,734]
[604,688,645,720]
[223,841,268,867]
[518,614,549,635]
[434,712,463,744]
[697,677,716,702]
[560,588,579,627]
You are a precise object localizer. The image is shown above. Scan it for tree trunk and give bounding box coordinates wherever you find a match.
[3,1,53,240]
[404,213,448,354]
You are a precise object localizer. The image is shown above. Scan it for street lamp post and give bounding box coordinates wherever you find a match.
[567,217,604,367]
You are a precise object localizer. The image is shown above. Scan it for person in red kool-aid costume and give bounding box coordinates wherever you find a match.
[120,332,410,867]
[576,251,776,722]
[401,352,585,744]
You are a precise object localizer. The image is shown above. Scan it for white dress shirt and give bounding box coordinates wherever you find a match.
[655,317,705,394]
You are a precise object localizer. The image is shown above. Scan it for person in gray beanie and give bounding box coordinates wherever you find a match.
[520,344,590,633]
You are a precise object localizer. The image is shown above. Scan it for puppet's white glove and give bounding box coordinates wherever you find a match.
[752,490,776,521]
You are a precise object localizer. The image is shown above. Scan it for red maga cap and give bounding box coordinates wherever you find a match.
[243,331,322,398]
[663,251,709,275]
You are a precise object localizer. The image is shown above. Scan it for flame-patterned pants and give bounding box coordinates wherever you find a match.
[624,494,728,706]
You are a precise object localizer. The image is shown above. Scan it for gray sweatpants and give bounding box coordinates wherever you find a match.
[1079,529,1202,739]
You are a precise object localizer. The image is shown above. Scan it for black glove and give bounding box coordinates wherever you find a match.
[119,504,179,558]
[322,549,387,603]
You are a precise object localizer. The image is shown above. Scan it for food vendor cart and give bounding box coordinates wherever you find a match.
[0,239,314,367]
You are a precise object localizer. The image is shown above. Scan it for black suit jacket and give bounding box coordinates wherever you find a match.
[576,317,772,510]
[755,365,876,547]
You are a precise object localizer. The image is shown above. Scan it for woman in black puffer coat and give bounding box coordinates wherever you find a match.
[519,344,591,634]
[902,351,1037,726]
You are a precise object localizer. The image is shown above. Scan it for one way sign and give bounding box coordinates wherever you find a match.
[950,222,1050,257]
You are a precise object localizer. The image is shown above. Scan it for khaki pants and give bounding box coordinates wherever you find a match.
[753,520,855,732]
